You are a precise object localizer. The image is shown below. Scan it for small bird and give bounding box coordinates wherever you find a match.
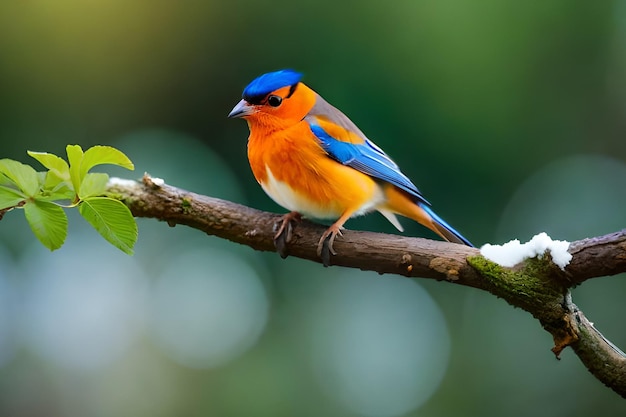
[229,69,472,264]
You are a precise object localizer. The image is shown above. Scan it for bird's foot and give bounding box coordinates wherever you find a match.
[273,211,301,258]
[317,225,343,267]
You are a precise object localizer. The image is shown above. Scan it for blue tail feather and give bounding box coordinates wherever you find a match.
[420,203,473,247]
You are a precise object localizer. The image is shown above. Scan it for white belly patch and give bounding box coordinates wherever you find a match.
[261,166,384,220]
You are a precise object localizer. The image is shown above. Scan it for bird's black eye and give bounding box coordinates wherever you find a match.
[267,95,282,107]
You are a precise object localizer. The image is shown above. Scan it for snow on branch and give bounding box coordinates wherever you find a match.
[481,232,572,269]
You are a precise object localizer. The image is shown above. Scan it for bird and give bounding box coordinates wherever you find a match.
[228,69,472,264]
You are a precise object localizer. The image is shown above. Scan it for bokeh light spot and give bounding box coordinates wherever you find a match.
[150,248,268,369]
[110,128,245,203]
[20,239,147,372]
[0,246,17,367]
[308,271,450,417]
[497,154,626,241]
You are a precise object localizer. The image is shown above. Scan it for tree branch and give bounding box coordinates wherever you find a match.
[565,230,626,286]
[107,174,626,397]
[564,296,626,394]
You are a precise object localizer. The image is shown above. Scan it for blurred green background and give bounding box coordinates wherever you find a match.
[1,0,626,416]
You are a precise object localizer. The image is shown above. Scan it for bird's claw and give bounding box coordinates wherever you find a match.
[275,213,343,266]
[273,212,301,258]
[317,227,342,267]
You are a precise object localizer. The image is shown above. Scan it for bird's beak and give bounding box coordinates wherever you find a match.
[228,99,253,118]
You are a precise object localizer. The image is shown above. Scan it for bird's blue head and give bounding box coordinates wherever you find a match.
[242,69,303,104]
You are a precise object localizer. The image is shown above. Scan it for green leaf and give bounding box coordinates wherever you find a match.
[27,151,70,179]
[80,146,134,180]
[0,185,26,209]
[66,144,84,193]
[0,173,13,186]
[79,173,109,199]
[23,200,68,251]
[37,183,76,203]
[36,171,46,185]
[0,159,40,196]
[42,168,74,195]
[78,197,137,255]
[29,151,74,196]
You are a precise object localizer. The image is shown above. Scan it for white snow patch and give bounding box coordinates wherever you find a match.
[108,177,138,187]
[480,232,572,270]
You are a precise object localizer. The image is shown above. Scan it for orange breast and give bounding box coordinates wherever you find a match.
[247,121,381,219]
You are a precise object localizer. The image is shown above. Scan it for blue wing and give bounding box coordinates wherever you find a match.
[306,109,429,206]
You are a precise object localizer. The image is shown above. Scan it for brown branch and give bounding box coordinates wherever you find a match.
[565,229,626,285]
[108,175,484,286]
[568,303,626,395]
[107,174,626,398]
